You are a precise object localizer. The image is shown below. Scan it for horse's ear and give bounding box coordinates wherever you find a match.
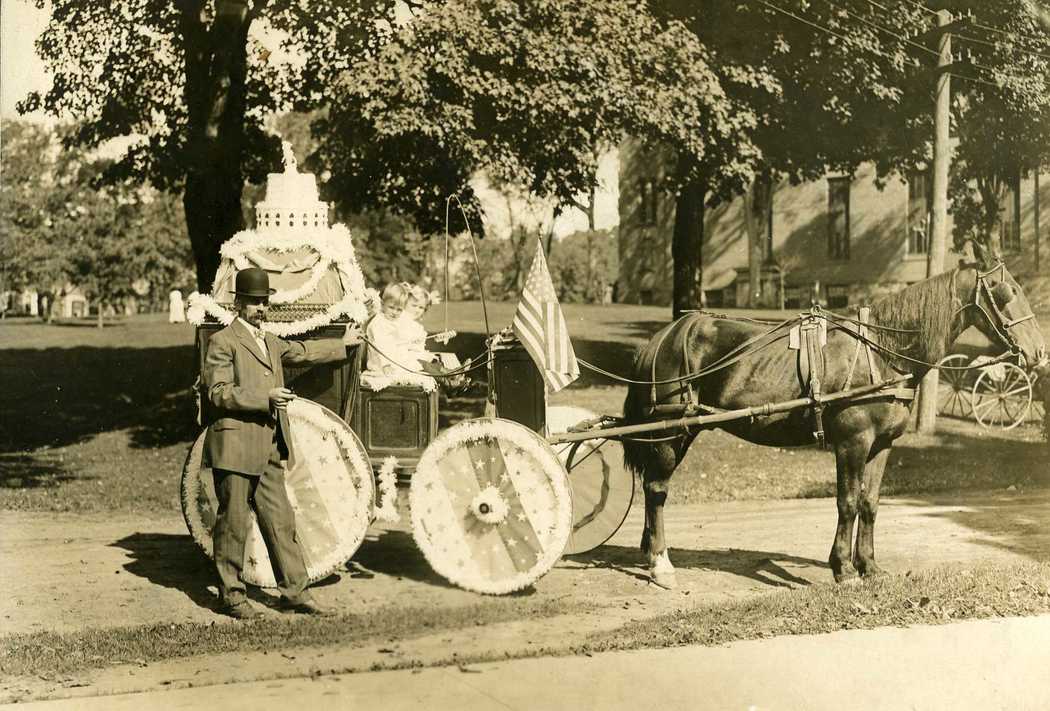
[971,238,998,270]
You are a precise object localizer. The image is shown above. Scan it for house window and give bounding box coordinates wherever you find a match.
[784,286,804,310]
[827,177,851,260]
[907,170,930,255]
[826,284,850,309]
[1000,173,1021,252]
[639,179,659,227]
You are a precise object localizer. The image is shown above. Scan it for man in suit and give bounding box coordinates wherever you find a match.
[203,267,361,619]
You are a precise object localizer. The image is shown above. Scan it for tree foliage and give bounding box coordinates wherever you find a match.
[0,119,193,322]
[945,0,1050,246]
[314,0,762,230]
[18,0,369,289]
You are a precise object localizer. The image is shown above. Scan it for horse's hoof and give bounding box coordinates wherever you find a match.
[651,570,677,590]
[859,564,888,579]
[835,572,861,586]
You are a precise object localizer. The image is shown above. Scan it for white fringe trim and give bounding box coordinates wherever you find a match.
[188,223,372,336]
[360,370,437,393]
[374,456,400,523]
[186,290,369,337]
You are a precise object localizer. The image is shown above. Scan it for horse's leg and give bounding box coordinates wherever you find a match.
[853,446,891,577]
[829,433,873,583]
[640,440,680,589]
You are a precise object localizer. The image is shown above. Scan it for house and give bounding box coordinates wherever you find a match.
[618,140,1050,310]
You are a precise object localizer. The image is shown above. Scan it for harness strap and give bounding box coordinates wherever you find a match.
[805,318,828,448]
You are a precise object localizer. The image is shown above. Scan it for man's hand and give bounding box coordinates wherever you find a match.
[268,387,296,411]
[343,323,363,345]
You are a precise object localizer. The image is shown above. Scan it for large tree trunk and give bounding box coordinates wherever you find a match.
[672,171,706,319]
[743,172,773,308]
[179,0,253,293]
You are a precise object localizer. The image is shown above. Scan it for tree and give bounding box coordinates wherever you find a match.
[659,1,938,308]
[945,2,1050,249]
[19,0,400,291]
[0,121,68,311]
[312,0,761,316]
[0,120,193,325]
[549,229,618,303]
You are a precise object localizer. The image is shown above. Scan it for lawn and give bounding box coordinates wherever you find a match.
[0,303,1047,514]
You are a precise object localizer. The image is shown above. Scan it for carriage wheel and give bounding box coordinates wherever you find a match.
[547,406,634,556]
[935,354,973,419]
[410,418,573,595]
[180,399,375,588]
[560,439,634,555]
[971,363,1033,431]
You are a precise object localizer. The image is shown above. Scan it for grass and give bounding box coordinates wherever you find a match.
[1,306,1047,513]
[576,561,1050,654]
[5,562,1046,681]
[0,597,588,679]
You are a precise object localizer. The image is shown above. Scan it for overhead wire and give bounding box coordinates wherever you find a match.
[755,0,903,63]
[762,0,1042,91]
[843,4,937,61]
[955,32,1050,61]
[896,0,1050,51]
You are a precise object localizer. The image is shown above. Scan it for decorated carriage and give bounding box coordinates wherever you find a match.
[181,147,631,595]
[181,146,1046,596]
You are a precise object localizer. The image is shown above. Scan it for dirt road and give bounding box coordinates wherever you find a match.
[5,488,1049,638]
[3,487,1050,703]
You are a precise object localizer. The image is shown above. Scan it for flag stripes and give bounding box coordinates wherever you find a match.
[512,239,580,392]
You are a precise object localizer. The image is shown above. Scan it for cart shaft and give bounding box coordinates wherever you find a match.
[547,374,912,445]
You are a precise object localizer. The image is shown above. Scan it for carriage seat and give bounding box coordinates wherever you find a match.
[351,373,439,471]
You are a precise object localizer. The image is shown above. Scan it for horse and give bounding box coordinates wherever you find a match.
[622,242,1047,589]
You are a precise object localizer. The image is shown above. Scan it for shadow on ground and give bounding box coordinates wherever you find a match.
[797,425,1049,500]
[111,532,219,612]
[352,529,459,590]
[567,544,822,589]
[0,345,199,453]
[0,453,77,489]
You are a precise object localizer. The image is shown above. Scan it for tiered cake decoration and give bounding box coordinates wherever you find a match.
[187,142,375,336]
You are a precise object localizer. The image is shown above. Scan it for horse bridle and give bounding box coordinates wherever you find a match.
[953,261,1035,356]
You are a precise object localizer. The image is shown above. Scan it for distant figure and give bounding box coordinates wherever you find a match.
[169,289,186,323]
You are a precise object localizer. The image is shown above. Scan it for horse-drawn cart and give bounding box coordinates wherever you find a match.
[180,149,617,595]
[180,147,1046,595]
[936,352,1044,430]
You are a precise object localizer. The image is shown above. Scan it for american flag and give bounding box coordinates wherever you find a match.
[512,239,580,392]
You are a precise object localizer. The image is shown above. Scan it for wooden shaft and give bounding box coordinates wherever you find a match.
[547,375,912,445]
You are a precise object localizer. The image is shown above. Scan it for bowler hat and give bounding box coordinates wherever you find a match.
[233,268,275,297]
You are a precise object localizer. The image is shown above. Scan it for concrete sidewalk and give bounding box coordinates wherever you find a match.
[11,615,1050,711]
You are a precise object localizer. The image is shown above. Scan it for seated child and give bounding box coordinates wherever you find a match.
[399,284,470,388]
[366,283,412,377]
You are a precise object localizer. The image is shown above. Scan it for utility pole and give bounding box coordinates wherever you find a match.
[916,9,954,433]
[1036,170,1041,273]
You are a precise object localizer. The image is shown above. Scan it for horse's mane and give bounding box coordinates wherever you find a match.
[867,269,960,369]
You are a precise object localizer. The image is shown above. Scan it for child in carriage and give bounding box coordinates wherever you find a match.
[366,283,470,389]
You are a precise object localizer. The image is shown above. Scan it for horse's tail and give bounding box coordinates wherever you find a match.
[621,322,673,479]
[622,382,651,480]
[621,314,705,478]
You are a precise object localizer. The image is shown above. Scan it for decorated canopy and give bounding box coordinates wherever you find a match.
[187,143,375,336]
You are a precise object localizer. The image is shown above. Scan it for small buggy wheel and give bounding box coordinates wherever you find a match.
[971,362,1033,431]
[935,354,972,419]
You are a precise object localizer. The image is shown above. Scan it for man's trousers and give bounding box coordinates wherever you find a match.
[212,441,308,604]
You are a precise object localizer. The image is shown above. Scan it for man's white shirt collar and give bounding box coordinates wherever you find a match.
[237,317,268,355]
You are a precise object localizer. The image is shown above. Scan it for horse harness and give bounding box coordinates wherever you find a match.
[789,309,830,447]
[645,308,917,447]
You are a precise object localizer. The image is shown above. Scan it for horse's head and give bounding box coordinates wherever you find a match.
[959,241,1047,370]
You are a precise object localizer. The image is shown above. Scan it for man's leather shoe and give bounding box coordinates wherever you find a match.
[281,595,335,616]
[221,599,263,620]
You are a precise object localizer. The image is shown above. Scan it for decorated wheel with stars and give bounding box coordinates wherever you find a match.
[409,418,574,595]
[180,399,375,588]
